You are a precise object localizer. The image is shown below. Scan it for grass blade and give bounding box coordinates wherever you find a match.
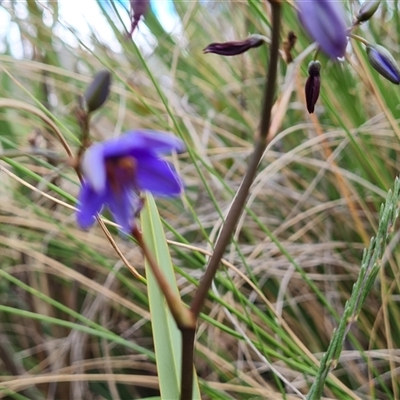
[141,194,201,399]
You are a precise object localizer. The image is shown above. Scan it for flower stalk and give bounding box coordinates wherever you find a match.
[190,0,281,319]
[133,227,196,329]
[181,1,282,397]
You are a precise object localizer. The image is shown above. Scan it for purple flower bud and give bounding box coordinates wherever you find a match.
[203,35,264,56]
[356,0,381,23]
[129,0,149,36]
[366,45,400,84]
[305,61,321,114]
[296,0,347,59]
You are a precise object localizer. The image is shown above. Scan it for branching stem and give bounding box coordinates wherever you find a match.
[190,0,282,319]
[180,2,282,399]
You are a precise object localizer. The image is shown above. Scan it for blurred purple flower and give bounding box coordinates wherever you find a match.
[77,131,184,233]
[366,45,400,84]
[296,0,347,59]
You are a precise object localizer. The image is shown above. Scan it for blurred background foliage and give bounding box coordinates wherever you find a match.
[0,0,400,399]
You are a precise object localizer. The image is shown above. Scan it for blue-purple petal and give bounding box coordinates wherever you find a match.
[124,130,185,154]
[81,143,107,194]
[77,182,106,229]
[100,131,185,159]
[133,153,183,196]
[105,188,139,233]
[297,0,347,59]
[99,134,143,159]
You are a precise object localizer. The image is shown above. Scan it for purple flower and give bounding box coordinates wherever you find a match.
[296,0,347,59]
[77,131,184,233]
[366,45,400,84]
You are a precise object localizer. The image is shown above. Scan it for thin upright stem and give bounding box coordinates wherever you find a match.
[190,0,282,318]
[259,2,282,140]
[179,2,282,398]
[180,328,196,400]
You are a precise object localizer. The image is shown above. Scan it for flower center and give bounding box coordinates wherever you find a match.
[105,156,137,192]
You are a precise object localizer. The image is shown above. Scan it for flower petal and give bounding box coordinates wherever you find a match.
[105,188,139,233]
[133,153,183,196]
[117,131,185,154]
[130,130,185,153]
[297,0,347,59]
[76,182,106,229]
[81,143,107,193]
[87,132,184,163]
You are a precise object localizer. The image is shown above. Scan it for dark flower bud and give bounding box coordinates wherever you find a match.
[305,60,321,114]
[356,0,381,23]
[366,45,400,84]
[203,35,264,56]
[129,0,149,36]
[83,70,112,113]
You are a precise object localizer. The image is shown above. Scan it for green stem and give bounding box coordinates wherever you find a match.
[348,32,370,46]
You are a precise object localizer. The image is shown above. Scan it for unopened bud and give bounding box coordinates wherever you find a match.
[305,60,321,113]
[356,0,381,23]
[129,0,149,36]
[203,35,264,56]
[366,45,400,84]
[83,70,112,113]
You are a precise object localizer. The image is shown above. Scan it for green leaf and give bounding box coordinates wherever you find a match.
[141,194,201,399]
